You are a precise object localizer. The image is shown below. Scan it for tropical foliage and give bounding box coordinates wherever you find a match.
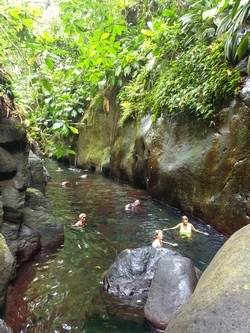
[0,0,249,156]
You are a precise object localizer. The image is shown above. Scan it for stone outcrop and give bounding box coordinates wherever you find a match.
[74,79,250,236]
[164,224,250,333]
[144,256,199,331]
[0,234,14,318]
[22,188,64,249]
[103,247,182,299]
[0,112,63,263]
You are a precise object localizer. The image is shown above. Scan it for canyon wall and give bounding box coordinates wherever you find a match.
[75,79,250,237]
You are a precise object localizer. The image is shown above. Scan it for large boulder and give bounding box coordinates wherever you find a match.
[103,247,182,298]
[144,256,199,331]
[165,224,250,333]
[22,188,64,249]
[27,151,50,194]
[0,234,14,318]
[0,118,29,226]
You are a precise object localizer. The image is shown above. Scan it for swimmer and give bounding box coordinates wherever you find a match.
[125,199,141,211]
[73,213,87,227]
[163,215,209,237]
[152,230,163,248]
[61,181,71,186]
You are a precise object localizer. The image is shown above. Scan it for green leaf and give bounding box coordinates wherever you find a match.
[115,65,122,76]
[42,78,52,92]
[247,56,250,75]
[55,149,64,159]
[69,126,79,134]
[235,33,249,61]
[124,65,131,76]
[101,32,110,40]
[51,122,62,130]
[65,148,76,154]
[61,124,69,136]
[141,29,154,36]
[231,0,241,19]
[215,14,231,36]
[162,10,175,18]
[45,57,54,70]
[9,11,20,19]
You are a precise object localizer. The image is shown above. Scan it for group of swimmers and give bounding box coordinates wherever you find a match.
[152,215,209,248]
[72,208,209,249]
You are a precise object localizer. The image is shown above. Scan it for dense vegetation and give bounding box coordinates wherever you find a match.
[0,0,250,157]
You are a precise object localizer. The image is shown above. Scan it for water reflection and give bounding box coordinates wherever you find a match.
[6,159,227,333]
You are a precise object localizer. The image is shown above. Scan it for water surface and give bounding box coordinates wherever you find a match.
[7,159,227,333]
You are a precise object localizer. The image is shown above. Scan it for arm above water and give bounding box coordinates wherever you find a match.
[191,224,209,235]
[163,223,181,231]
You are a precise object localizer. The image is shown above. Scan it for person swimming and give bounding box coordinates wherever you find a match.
[152,230,163,248]
[125,199,141,211]
[73,213,87,227]
[163,215,209,237]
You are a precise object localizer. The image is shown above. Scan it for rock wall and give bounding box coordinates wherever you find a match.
[0,98,64,323]
[75,79,250,236]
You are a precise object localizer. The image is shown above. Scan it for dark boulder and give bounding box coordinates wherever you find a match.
[103,247,182,298]
[144,256,199,330]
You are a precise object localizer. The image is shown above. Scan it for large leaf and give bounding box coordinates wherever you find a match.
[235,33,249,61]
[42,78,52,92]
[215,14,231,36]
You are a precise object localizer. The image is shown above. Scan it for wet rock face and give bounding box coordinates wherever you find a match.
[0,114,62,262]
[76,85,250,236]
[0,118,29,228]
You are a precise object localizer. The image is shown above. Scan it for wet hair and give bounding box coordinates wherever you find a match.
[181,215,188,220]
[154,229,163,238]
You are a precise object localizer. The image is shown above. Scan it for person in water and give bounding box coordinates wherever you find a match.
[125,199,141,211]
[163,215,209,237]
[152,230,163,248]
[73,213,87,227]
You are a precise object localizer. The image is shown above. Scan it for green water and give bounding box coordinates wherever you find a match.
[7,159,227,333]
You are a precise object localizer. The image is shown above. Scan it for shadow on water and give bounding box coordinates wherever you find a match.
[6,159,227,333]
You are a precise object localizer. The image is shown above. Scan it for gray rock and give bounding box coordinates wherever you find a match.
[165,224,250,333]
[0,148,17,181]
[103,247,182,297]
[0,319,13,333]
[144,256,198,330]
[16,225,41,264]
[27,151,50,194]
